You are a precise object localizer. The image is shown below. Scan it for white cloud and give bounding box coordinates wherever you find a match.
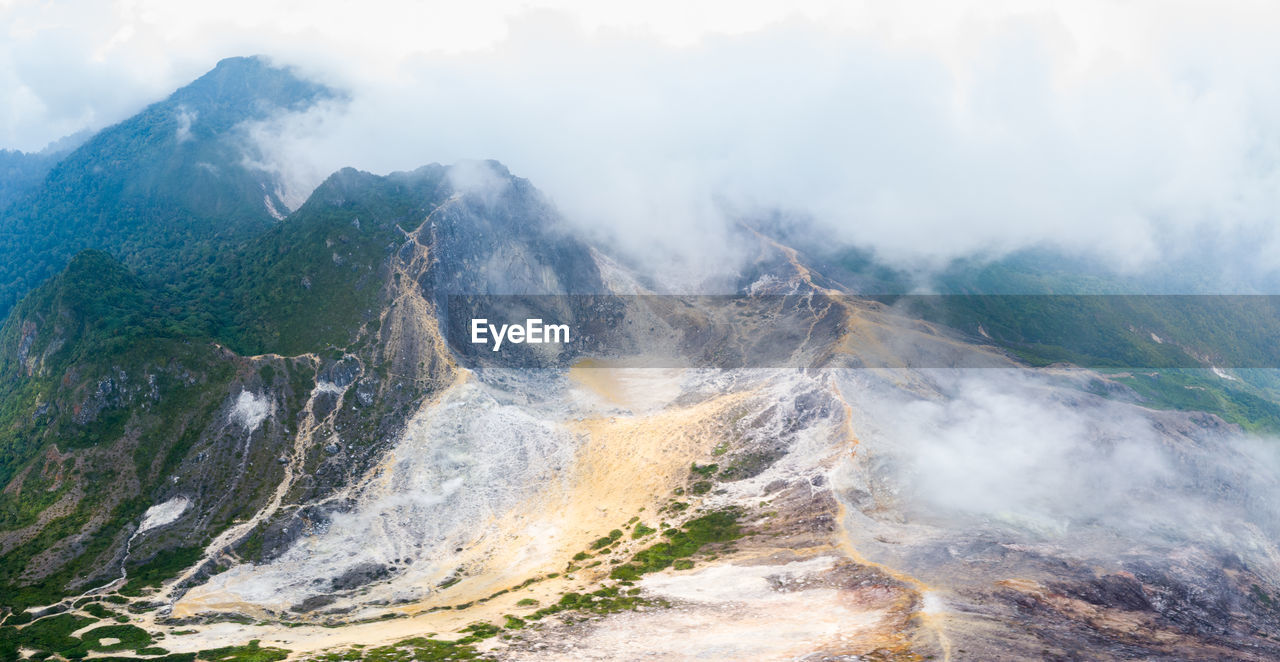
[230,390,272,432]
[841,369,1280,553]
[174,105,195,142]
[5,1,1280,274]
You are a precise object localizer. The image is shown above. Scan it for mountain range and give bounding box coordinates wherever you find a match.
[2,57,1280,662]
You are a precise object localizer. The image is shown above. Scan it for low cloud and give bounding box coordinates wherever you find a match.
[174,106,196,142]
[244,9,1280,282]
[843,369,1280,556]
[7,2,1280,280]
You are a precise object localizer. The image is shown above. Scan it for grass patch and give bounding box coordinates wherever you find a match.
[81,624,153,651]
[455,623,501,645]
[197,640,289,662]
[525,585,655,622]
[690,463,718,477]
[306,637,478,662]
[194,640,288,660]
[589,529,623,550]
[609,509,742,581]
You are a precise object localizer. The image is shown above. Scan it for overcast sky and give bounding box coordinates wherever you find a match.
[4,0,1280,276]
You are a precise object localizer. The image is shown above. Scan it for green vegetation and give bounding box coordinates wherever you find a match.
[610,509,741,581]
[877,292,1280,432]
[0,250,244,610]
[455,622,500,644]
[631,522,656,539]
[0,612,171,662]
[93,655,195,662]
[80,624,153,651]
[590,529,623,550]
[1108,369,1280,433]
[0,161,452,609]
[3,611,32,626]
[820,243,1280,431]
[121,546,203,596]
[0,57,333,321]
[525,585,654,621]
[206,166,447,356]
[197,640,289,662]
[306,637,478,662]
[888,295,1211,368]
[0,146,67,213]
[6,613,97,658]
[1251,584,1275,609]
[0,628,15,662]
[83,603,118,619]
[690,463,718,477]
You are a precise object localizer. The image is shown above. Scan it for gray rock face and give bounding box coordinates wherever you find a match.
[330,562,392,591]
[319,358,361,388]
[423,162,608,298]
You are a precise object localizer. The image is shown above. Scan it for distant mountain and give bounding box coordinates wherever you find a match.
[0,150,57,215]
[0,56,334,319]
[0,133,89,213]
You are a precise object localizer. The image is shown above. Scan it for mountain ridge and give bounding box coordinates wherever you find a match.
[2,56,1280,662]
[0,56,335,319]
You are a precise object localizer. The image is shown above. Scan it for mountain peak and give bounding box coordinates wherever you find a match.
[165,56,335,134]
[0,56,339,318]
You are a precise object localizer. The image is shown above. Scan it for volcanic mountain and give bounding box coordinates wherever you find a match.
[2,58,1280,662]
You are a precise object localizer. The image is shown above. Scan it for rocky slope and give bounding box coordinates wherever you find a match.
[2,59,1280,662]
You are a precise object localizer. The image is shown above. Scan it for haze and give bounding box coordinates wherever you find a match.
[5,0,1280,277]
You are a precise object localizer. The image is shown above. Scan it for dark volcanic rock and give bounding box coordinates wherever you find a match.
[331,562,392,591]
[291,594,337,613]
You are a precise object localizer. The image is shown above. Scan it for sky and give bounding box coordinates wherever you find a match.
[4,0,1280,277]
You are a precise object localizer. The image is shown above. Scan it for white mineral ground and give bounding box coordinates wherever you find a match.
[137,497,189,533]
[114,299,1280,661]
[144,363,939,660]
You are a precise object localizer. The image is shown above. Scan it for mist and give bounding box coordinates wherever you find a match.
[838,368,1280,564]
[249,9,1280,283]
[8,1,1280,281]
